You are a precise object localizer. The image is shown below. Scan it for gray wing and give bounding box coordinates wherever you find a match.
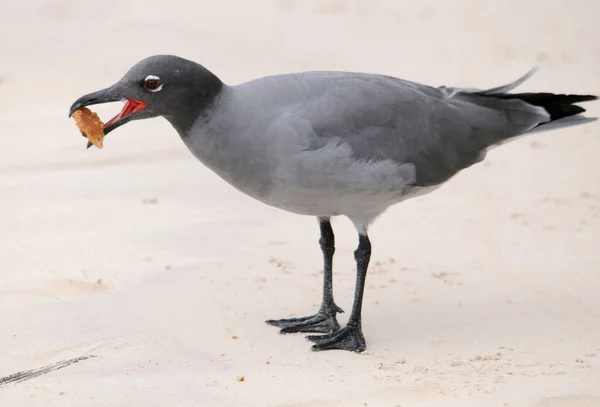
[296,69,549,187]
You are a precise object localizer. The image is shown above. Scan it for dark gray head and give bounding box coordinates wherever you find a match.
[69,55,223,137]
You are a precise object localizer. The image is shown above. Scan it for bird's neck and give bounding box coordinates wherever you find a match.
[165,69,224,134]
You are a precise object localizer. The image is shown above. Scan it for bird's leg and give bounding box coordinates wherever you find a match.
[307,232,370,352]
[265,217,344,334]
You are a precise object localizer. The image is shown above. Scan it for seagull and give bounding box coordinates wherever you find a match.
[69,55,597,353]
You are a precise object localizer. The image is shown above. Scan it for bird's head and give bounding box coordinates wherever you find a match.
[69,55,223,139]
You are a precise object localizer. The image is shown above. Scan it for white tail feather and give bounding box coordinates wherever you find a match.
[527,116,598,135]
[478,66,539,95]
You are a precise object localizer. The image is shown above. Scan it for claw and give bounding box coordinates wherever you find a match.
[308,324,366,353]
[266,310,341,334]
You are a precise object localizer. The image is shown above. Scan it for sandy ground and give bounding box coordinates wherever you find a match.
[1,0,599,406]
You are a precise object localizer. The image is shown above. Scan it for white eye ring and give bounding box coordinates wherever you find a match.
[144,75,163,92]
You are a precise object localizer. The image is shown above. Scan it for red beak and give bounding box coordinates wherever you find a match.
[105,99,148,127]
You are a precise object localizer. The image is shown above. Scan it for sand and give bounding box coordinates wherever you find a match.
[0,0,599,406]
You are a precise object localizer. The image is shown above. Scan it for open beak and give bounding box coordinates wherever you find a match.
[69,87,148,147]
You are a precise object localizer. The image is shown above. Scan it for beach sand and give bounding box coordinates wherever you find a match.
[0,1,599,406]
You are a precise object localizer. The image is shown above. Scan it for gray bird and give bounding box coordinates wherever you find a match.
[69,55,597,353]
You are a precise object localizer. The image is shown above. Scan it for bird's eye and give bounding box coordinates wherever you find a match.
[144,79,159,90]
[143,76,163,92]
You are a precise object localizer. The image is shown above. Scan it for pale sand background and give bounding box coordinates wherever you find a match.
[1,0,599,406]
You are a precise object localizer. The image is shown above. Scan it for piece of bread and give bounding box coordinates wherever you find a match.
[72,107,105,149]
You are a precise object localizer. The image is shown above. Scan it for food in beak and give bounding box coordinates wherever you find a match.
[72,107,105,149]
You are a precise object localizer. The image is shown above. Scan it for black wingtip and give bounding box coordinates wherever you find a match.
[558,94,599,104]
[491,92,598,121]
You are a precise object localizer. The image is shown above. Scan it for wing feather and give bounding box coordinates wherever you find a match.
[295,71,546,186]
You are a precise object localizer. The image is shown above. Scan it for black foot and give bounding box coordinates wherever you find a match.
[265,305,343,334]
[307,323,366,353]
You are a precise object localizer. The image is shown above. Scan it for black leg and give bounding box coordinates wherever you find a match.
[307,232,371,352]
[266,217,344,334]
